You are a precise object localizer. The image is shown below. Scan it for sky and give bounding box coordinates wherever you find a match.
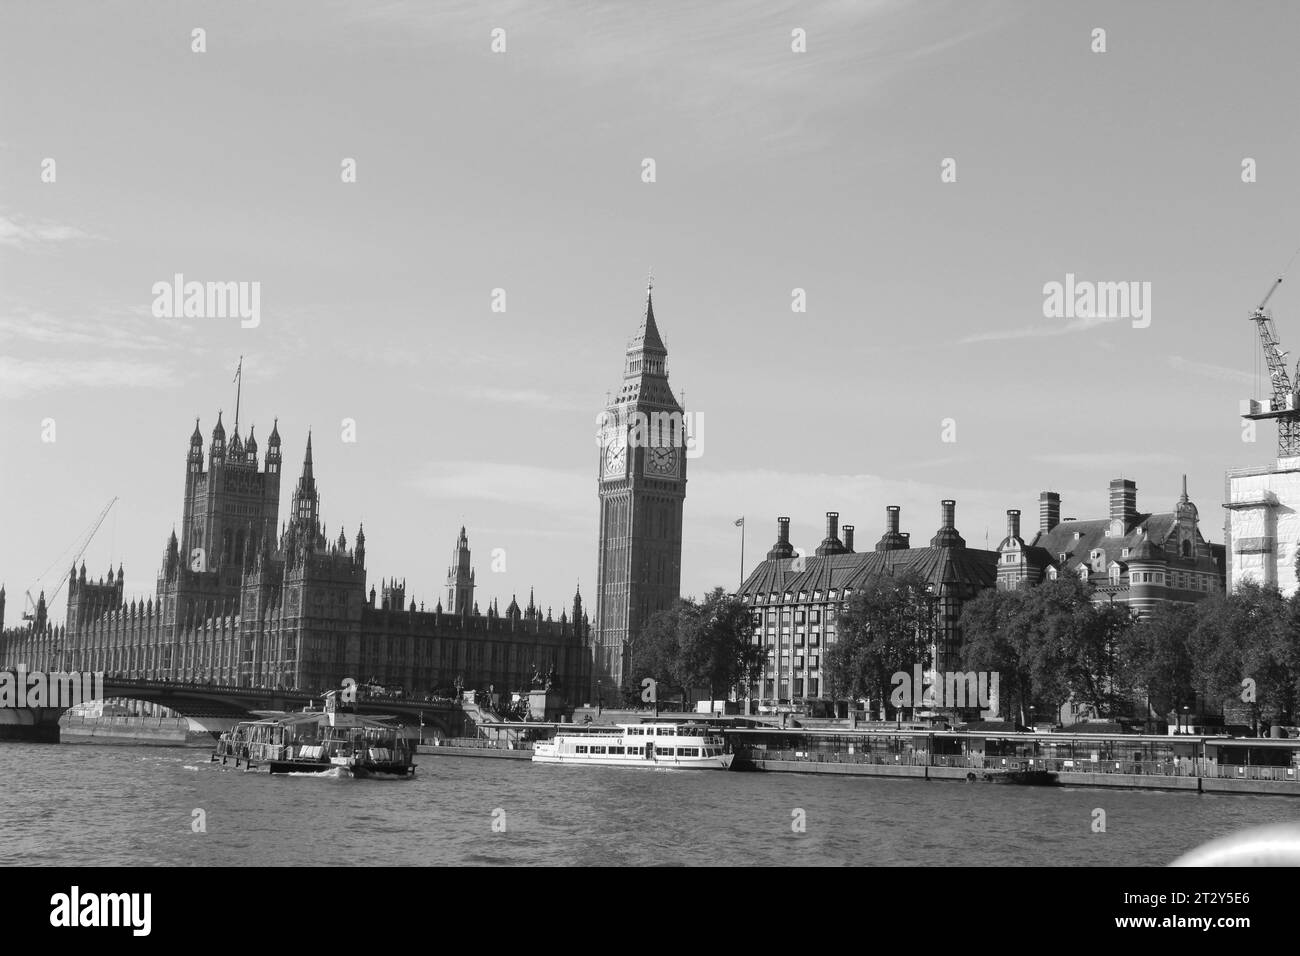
[2,0,1300,624]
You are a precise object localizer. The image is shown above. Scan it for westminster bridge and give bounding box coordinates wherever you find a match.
[0,673,464,743]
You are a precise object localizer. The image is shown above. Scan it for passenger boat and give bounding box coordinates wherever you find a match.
[210,690,416,777]
[532,721,733,769]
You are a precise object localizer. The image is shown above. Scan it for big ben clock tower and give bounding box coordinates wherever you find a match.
[593,279,687,702]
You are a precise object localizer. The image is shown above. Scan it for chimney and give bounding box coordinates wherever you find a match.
[929,499,966,549]
[1109,478,1138,526]
[1006,509,1021,541]
[842,525,855,553]
[767,516,794,559]
[1039,491,1061,535]
[815,511,845,556]
[876,505,908,551]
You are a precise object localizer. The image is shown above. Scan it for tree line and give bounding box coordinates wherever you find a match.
[825,572,1300,731]
[620,574,1300,733]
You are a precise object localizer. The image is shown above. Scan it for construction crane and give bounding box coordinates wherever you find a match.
[21,496,119,622]
[1242,277,1300,457]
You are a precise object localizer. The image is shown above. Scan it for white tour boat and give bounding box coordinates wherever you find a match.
[532,722,734,770]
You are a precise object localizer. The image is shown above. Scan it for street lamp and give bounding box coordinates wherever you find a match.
[1181,705,1190,735]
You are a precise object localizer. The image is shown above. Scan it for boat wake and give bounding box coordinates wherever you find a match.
[284,767,352,779]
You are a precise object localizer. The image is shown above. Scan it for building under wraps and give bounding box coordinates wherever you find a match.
[1224,457,1300,597]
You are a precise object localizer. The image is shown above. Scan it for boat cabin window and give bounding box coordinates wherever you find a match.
[660,747,676,756]
[576,745,589,754]
[591,745,606,754]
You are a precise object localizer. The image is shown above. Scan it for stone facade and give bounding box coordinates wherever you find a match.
[999,477,1225,616]
[0,414,590,702]
[593,284,687,701]
[736,503,998,713]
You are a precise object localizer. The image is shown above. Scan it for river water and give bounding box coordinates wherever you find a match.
[1,742,1296,866]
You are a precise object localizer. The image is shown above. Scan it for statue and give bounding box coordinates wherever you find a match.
[545,665,560,692]
[529,664,544,689]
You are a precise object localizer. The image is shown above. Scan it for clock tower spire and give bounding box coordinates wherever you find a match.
[593,278,687,701]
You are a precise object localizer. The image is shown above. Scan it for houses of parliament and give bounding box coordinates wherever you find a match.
[0,415,591,700]
[0,284,695,707]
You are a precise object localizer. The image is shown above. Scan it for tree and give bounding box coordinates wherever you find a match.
[1188,589,1253,711]
[1056,592,1137,718]
[625,589,765,707]
[1123,602,1197,726]
[823,569,935,719]
[959,586,1034,724]
[959,577,1126,725]
[626,601,689,706]
[677,588,762,702]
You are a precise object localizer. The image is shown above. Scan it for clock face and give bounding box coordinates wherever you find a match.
[603,440,627,478]
[646,445,677,477]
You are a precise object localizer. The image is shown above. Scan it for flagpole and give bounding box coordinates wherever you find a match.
[739,516,745,585]
[233,355,243,435]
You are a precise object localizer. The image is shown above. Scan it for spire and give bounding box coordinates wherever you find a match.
[190,417,202,445]
[210,410,226,461]
[303,431,314,480]
[1180,473,1189,502]
[632,274,666,354]
[291,430,320,529]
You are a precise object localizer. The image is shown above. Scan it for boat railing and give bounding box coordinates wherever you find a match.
[433,736,534,751]
[735,749,1300,782]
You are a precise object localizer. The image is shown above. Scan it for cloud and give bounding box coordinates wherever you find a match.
[1030,452,1182,469]
[409,461,588,511]
[0,356,173,399]
[337,0,996,155]
[407,459,1014,543]
[463,386,587,410]
[1167,355,1254,386]
[959,313,1122,344]
[0,213,102,250]
[0,308,177,353]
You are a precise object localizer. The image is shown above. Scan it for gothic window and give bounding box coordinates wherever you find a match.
[1181,539,1192,558]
